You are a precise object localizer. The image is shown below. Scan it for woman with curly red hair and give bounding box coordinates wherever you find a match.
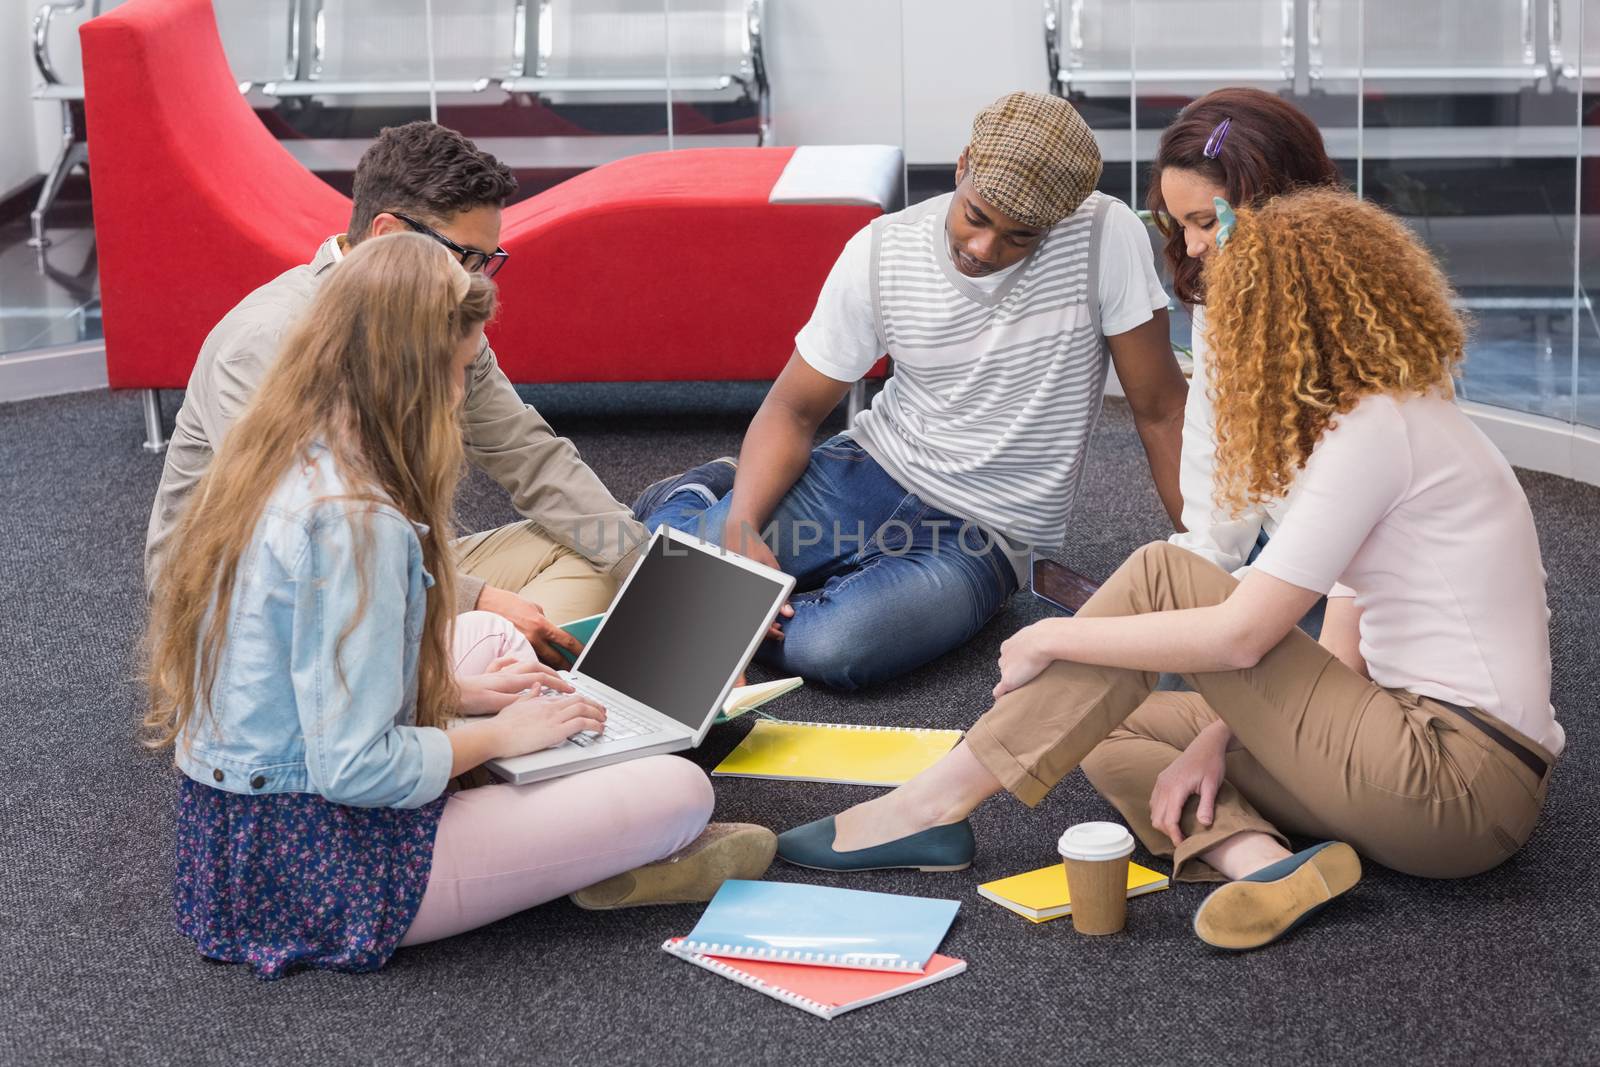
[776,187,1559,952]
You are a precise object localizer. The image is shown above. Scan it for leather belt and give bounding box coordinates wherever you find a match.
[1434,699,1550,780]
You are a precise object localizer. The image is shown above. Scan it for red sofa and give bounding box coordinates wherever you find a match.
[494,148,881,384]
[81,0,897,445]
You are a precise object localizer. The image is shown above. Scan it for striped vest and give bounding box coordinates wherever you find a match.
[849,190,1114,576]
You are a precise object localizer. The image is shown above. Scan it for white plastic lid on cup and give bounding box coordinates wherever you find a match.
[1057,821,1135,862]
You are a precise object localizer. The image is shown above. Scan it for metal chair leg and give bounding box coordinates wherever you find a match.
[846,380,867,426]
[141,389,168,453]
[28,101,83,251]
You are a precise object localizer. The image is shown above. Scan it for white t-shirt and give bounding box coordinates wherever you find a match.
[1251,392,1559,754]
[796,198,1169,383]
[793,194,1169,579]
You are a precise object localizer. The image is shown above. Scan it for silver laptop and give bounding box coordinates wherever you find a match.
[486,526,795,785]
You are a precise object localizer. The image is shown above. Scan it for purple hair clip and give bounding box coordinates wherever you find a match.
[1203,117,1232,159]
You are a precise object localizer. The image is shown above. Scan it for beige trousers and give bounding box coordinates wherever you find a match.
[967,541,1554,883]
[452,521,618,626]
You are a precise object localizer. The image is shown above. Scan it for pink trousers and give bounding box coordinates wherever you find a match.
[399,611,715,947]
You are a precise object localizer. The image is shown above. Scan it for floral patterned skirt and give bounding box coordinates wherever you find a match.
[173,778,446,980]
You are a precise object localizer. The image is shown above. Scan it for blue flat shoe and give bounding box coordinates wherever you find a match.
[776,816,975,873]
[630,457,738,522]
[1192,841,1362,951]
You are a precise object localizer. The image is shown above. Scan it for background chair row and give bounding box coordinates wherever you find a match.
[1045,0,1600,97]
[29,0,767,249]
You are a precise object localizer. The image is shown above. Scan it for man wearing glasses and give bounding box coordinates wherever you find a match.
[145,122,647,663]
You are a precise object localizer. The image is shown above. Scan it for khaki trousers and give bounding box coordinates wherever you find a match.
[452,521,618,626]
[967,541,1554,883]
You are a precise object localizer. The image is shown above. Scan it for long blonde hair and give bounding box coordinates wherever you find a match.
[1202,187,1465,515]
[144,232,497,748]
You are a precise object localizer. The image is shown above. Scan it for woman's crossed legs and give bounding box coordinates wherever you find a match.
[829,541,1541,883]
[400,612,716,947]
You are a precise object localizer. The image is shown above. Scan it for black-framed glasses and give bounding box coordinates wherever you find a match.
[389,211,509,277]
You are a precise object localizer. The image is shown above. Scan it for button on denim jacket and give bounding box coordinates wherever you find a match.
[175,444,453,808]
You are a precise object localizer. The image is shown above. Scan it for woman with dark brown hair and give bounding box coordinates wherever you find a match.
[1149,87,1345,580]
[777,188,1558,952]
[1148,87,1342,307]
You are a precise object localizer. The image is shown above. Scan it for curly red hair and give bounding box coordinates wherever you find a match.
[1202,188,1466,514]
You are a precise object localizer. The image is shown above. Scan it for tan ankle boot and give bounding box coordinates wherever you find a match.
[570,823,777,911]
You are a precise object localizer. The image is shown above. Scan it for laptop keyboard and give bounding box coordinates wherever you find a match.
[555,692,661,749]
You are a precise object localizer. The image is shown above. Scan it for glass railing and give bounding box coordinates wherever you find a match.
[1018,0,1597,432]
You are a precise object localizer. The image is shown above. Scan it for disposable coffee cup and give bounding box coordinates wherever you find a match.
[1058,821,1136,936]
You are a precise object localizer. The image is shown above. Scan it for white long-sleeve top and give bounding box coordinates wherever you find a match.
[1168,306,1353,597]
[1168,306,1281,571]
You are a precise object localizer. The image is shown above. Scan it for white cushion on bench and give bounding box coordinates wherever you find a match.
[768,144,904,210]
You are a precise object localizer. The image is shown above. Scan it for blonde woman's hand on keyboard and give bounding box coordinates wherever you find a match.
[458,655,574,716]
[492,692,608,757]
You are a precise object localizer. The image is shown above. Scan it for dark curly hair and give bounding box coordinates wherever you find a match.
[348,121,517,242]
[1147,88,1341,305]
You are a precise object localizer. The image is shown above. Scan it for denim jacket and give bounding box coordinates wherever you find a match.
[174,444,453,808]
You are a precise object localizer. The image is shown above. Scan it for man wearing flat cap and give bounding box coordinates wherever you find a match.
[638,91,1188,690]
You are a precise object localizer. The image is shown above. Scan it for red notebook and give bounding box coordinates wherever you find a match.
[661,938,967,1020]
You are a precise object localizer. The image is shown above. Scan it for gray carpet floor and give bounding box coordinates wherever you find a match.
[1,384,1596,1066]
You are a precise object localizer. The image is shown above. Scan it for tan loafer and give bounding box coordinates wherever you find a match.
[570,822,777,911]
[1192,841,1362,951]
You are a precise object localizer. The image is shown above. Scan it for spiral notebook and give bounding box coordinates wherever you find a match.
[679,880,961,973]
[711,720,964,786]
[662,938,968,1020]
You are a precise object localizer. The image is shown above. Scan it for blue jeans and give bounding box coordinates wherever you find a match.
[644,435,1018,690]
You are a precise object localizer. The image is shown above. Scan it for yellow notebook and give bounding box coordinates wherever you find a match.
[977,861,1170,923]
[711,720,963,786]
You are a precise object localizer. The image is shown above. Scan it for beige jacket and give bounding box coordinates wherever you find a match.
[144,236,647,611]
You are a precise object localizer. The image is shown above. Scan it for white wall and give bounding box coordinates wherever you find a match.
[763,0,906,149]
[899,0,1049,165]
[2,0,43,197]
[764,0,1047,164]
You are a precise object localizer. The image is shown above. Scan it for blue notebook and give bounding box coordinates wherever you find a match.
[679,880,960,974]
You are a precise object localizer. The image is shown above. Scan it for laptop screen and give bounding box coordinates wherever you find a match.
[573,533,789,728]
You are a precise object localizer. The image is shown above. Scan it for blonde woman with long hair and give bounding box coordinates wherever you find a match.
[147,233,769,980]
[777,189,1559,950]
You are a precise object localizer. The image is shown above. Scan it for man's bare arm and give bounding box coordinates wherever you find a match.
[1107,310,1188,530]
[722,351,853,560]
